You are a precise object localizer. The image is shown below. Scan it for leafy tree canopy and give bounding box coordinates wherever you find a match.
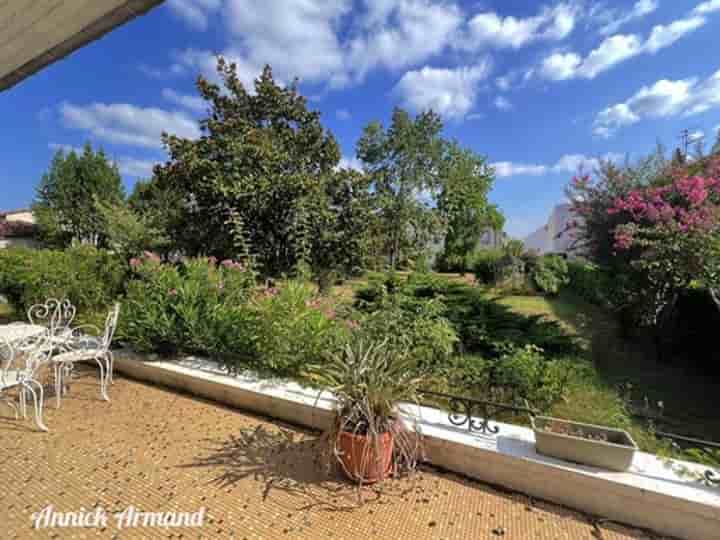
[153,57,373,277]
[33,143,125,247]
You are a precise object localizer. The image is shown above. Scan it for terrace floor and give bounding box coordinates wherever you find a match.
[0,371,670,539]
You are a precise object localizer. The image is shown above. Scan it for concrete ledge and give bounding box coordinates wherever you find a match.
[114,350,720,540]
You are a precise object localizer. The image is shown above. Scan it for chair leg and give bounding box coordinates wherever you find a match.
[95,357,109,401]
[19,388,27,418]
[23,381,48,432]
[54,363,62,409]
[108,351,114,385]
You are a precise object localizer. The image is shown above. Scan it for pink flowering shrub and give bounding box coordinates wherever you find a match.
[565,155,720,325]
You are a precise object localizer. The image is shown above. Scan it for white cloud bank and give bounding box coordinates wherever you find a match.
[394,61,492,119]
[492,153,622,178]
[593,69,720,137]
[540,3,711,81]
[60,102,200,149]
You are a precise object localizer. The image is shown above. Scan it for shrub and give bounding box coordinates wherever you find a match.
[253,280,347,378]
[438,345,576,411]
[530,255,570,295]
[567,260,610,306]
[0,246,126,316]
[473,249,503,284]
[355,292,458,369]
[119,254,258,364]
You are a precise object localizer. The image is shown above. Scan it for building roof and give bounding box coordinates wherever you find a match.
[0,208,31,217]
[0,0,164,92]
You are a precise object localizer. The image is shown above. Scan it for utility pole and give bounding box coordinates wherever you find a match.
[679,129,705,158]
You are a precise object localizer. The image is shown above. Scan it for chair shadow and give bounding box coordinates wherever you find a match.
[178,424,413,512]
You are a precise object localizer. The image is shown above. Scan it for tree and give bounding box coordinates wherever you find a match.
[436,142,501,264]
[299,168,376,291]
[153,58,348,276]
[33,144,125,247]
[95,198,169,259]
[357,108,445,267]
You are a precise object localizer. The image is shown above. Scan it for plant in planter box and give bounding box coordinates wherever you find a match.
[305,339,428,484]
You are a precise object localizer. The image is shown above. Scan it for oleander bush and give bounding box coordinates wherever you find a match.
[0,246,126,316]
[118,254,259,361]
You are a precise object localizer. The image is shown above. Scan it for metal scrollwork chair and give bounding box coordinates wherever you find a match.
[27,298,76,338]
[51,303,120,407]
[0,332,52,431]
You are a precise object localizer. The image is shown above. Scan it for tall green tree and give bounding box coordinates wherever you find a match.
[153,57,372,278]
[33,143,125,247]
[437,142,501,263]
[357,108,445,267]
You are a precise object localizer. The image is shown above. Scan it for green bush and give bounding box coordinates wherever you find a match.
[473,249,504,284]
[530,255,570,295]
[0,246,126,316]
[119,255,259,365]
[253,280,347,378]
[354,290,458,369]
[566,260,615,306]
[438,345,576,411]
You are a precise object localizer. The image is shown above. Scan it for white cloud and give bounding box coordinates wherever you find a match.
[598,0,659,36]
[593,70,720,136]
[115,157,158,178]
[336,108,351,121]
[694,0,720,15]
[48,142,83,154]
[540,52,582,81]
[345,0,463,83]
[494,96,513,111]
[492,153,621,178]
[496,76,511,90]
[60,102,201,149]
[538,10,709,81]
[338,156,363,171]
[394,61,492,119]
[161,88,206,113]
[578,34,644,79]
[643,16,706,53]
[461,2,578,50]
[223,0,350,86]
[492,162,548,178]
[167,0,221,30]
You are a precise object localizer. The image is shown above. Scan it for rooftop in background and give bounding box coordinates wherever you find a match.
[0,0,164,91]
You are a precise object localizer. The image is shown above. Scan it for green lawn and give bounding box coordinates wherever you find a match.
[0,303,12,325]
[498,292,720,442]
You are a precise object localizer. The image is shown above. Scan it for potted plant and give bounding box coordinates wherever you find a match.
[531,416,638,471]
[306,339,427,484]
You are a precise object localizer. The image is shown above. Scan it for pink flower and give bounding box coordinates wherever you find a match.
[168,288,178,296]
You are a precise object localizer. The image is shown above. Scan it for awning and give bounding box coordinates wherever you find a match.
[0,0,164,91]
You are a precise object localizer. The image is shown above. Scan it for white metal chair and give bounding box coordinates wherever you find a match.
[0,332,52,431]
[27,298,76,340]
[51,303,120,407]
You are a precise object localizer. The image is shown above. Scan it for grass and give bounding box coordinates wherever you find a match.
[336,272,719,452]
[0,303,12,325]
[497,291,720,443]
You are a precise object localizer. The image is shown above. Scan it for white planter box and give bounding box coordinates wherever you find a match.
[532,416,638,471]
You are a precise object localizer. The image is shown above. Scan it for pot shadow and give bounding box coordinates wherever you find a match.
[179,423,416,513]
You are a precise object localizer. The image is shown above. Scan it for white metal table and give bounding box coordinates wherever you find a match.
[0,324,46,344]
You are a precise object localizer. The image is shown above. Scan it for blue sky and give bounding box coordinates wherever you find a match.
[2,0,720,238]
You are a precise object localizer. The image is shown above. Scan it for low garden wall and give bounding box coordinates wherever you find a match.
[114,349,720,540]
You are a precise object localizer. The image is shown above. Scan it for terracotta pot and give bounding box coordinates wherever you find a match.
[337,429,395,483]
